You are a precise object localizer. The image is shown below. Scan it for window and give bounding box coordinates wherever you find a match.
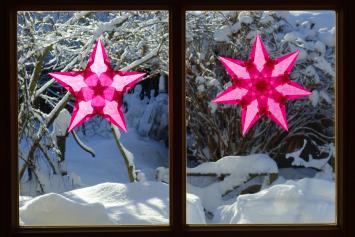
[3,0,353,236]
[186,10,337,225]
[17,10,169,226]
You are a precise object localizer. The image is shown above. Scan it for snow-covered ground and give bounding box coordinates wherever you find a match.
[20,182,205,225]
[20,153,335,225]
[214,178,335,224]
[186,155,335,224]
[65,127,168,186]
[20,182,177,225]
[19,177,335,225]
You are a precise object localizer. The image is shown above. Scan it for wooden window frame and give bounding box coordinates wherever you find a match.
[2,0,354,237]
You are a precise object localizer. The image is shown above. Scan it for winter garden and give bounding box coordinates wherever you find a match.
[18,10,336,226]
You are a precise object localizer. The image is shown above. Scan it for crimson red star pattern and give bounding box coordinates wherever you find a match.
[212,34,311,135]
[49,38,145,132]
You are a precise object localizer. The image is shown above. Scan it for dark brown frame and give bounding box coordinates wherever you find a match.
[2,0,354,237]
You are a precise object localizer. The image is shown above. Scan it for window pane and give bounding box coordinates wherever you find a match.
[18,11,169,226]
[186,10,336,224]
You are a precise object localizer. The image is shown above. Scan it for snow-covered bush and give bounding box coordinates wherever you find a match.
[187,154,278,213]
[18,11,168,195]
[186,11,335,163]
[124,79,169,144]
[214,178,335,224]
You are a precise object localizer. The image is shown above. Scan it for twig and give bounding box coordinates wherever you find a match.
[111,124,136,182]
[38,144,60,175]
[72,130,96,157]
[20,93,71,179]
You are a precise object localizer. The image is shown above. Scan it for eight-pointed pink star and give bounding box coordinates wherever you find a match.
[212,34,311,135]
[49,38,145,133]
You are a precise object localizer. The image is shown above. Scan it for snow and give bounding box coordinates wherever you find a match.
[20,176,333,226]
[187,154,278,176]
[238,11,253,24]
[136,93,168,139]
[186,154,335,224]
[195,76,205,84]
[20,192,113,225]
[304,65,320,83]
[52,109,71,137]
[297,49,308,61]
[158,74,166,92]
[260,12,273,24]
[124,85,168,141]
[53,85,169,187]
[20,167,84,196]
[20,182,169,225]
[215,178,335,224]
[276,11,335,66]
[187,193,206,224]
[155,166,169,183]
[65,126,168,186]
[187,155,278,212]
[246,31,256,40]
[320,90,332,104]
[197,84,205,92]
[213,22,241,42]
[285,139,334,170]
[112,126,135,168]
[208,102,218,113]
[313,56,335,77]
[20,181,207,225]
[314,40,326,55]
[278,11,335,32]
[283,32,298,42]
[309,90,320,107]
[318,27,335,47]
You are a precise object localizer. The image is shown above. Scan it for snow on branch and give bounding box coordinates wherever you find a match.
[72,131,96,158]
[121,34,167,71]
[67,11,90,25]
[34,14,132,98]
[111,125,136,182]
[285,139,334,170]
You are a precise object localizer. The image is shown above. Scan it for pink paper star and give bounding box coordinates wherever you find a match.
[49,38,145,132]
[212,34,311,135]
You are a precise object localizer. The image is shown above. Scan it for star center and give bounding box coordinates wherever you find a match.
[254,79,269,93]
[92,81,106,96]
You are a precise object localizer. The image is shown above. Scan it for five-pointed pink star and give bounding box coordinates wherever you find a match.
[212,34,311,135]
[49,38,145,132]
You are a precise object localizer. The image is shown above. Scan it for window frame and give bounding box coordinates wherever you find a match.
[2,0,353,237]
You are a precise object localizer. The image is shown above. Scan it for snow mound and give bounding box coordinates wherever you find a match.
[20,181,207,225]
[187,193,206,224]
[187,154,278,175]
[187,154,278,213]
[20,182,169,225]
[215,178,335,224]
[20,193,113,225]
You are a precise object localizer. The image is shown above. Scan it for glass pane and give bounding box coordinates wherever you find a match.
[186,10,336,225]
[18,11,169,226]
